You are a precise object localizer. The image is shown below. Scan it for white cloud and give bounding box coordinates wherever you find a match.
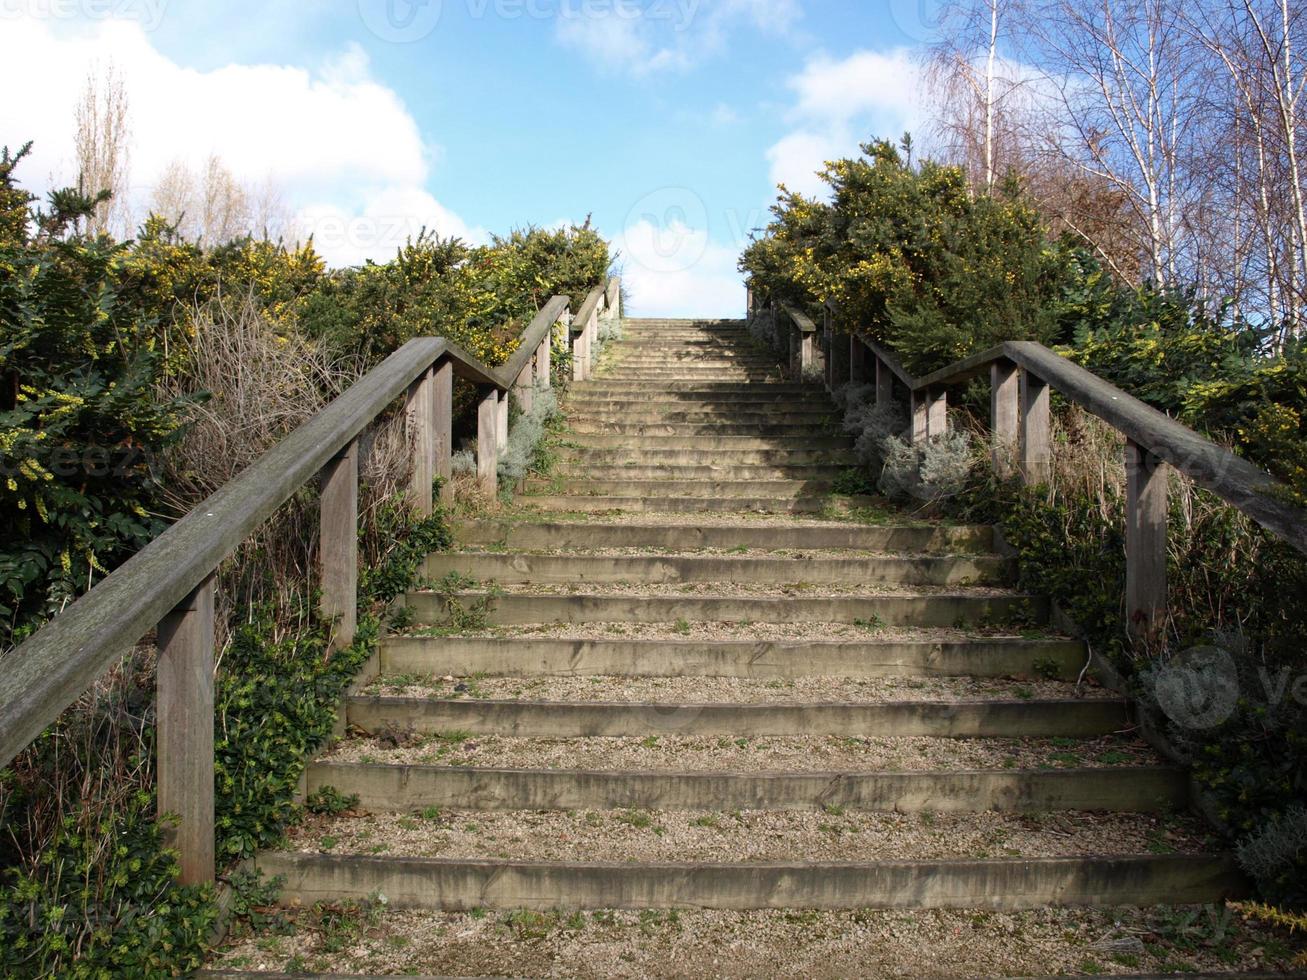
[556,0,803,77]
[615,218,744,318]
[765,48,923,197]
[0,17,471,266]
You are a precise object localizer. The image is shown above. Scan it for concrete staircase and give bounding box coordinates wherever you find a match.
[259,318,1243,918]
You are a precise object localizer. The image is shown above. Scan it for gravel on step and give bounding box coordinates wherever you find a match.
[323,733,1157,773]
[208,903,1307,979]
[360,674,1113,704]
[285,808,1213,862]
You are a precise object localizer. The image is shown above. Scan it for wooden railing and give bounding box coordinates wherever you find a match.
[0,280,617,885]
[747,285,1307,640]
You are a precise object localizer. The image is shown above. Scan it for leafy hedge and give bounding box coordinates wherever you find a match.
[744,136,1307,905]
[0,139,606,976]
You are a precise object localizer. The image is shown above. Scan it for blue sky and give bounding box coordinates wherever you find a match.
[1,0,937,316]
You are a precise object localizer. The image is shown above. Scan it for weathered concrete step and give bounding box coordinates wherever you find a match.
[346,696,1118,737]
[562,434,851,451]
[516,495,880,513]
[306,762,1188,814]
[577,386,820,397]
[551,463,851,481]
[525,479,837,497]
[380,635,1079,679]
[556,447,859,465]
[606,360,780,370]
[455,520,992,552]
[565,396,836,410]
[257,852,1245,911]
[426,552,1014,587]
[567,422,840,437]
[566,412,839,427]
[403,589,1045,628]
[596,370,782,378]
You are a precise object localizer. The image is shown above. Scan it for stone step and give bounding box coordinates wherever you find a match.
[425,552,1014,587]
[379,634,1079,679]
[523,479,838,497]
[453,519,993,552]
[345,695,1128,738]
[516,495,875,513]
[564,396,836,410]
[565,422,842,437]
[561,434,852,450]
[555,447,859,465]
[565,411,839,426]
[606,358,781,368]
[574,382,822,394]
[551,463,851,481]
[256,852,1245,911]
[401,588,1046,628]
[306,762,1188,814]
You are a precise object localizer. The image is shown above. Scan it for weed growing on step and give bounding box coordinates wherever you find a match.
[431,571,504,632]
[305,786,360,816]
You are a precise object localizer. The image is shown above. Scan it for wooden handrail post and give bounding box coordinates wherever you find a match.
[927,389,948,437]
[829,328,851,389]
[572,325,587,382]
[991,360,1020,480]
[1020,370,1051,485]
[1125,441,1168,641]
[406,368,434,516]
[496,388,509,452]
[849,336,868,384]
[910,389,929,443]
[477,388,499,497]
[535,334,551,388]
[799,329,814,376]
[514,363,534,415]
[320,439,358,651]
[156,573,215,888]
[874,353,894,410]
[788,322,799,376]
[434,359,453,504]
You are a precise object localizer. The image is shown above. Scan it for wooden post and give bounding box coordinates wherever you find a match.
[406,368,434,516]
[535,336,551,388]
[477,388,498,497]
[799,331,814,376]
[514,364,534,416]
[829,330,850,389]
[788,323,799,376]
[849,337,869,384]
[157,574,215,887]
[1125,441,1168,640]
[910,390,929,443]
[433,359,453,504]
[496,389,509,452]
[320,439,358,651]
[874,354,894,410]
[572,325,587,382]
[991,360,1020,480]
[927,389,948,436]
[1020,370,1051,486]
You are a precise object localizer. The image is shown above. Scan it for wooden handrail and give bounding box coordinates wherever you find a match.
[751,282,1307,644]
[0,277,618,885]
